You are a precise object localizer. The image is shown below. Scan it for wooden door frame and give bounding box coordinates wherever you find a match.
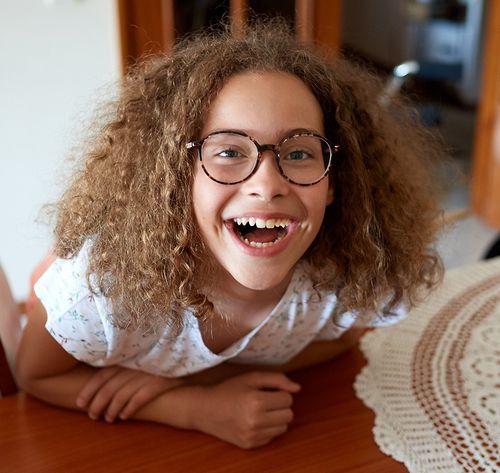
[117,0,175,73]
[470,0,500,228]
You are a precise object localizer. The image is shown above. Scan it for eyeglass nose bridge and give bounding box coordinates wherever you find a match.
[252,142,283,174]
[256,143,279,155]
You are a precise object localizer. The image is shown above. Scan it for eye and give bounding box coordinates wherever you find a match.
[284,149,313,161]
[217,148,243,158]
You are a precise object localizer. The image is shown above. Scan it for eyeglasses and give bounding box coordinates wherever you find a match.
[186,130,339,186]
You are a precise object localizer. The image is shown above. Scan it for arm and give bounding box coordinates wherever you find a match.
[15,299,300,449]
[120,329,362,448]
[15,298,99,408]
[73,325,362,426]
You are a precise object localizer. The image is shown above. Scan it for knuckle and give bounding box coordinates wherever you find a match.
[97,385,114,399]
[280,422,290,433]
[246,395,264,413]
[130,392,145,406]
[136,384,155,400]
[283,392,293,406]
[128,395,144,411]
[112,391,128,405]
[96,367,116,381]
[243,415,259,431]
[239,433,259,450]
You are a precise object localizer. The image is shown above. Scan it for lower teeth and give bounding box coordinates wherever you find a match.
[240,235,284,248]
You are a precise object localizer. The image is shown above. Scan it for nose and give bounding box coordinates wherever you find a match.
[241,150,289,201]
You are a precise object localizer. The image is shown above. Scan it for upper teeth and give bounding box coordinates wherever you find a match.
[233,217,290,229]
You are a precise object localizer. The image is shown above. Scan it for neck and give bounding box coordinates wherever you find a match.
[196,265,296,354]
[204,266,294,324]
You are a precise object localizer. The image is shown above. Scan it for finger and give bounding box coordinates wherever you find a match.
[241,424,289,449]
[256,390,294,411]
[119,378,174,420]
[76,366,122,409]
[104,376,151,422]
[86,369,138,420]
[257,424,289,443]
[255,407,294,428]
[244,371,301,393]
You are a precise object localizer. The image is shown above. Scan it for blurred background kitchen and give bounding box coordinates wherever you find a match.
[1,0,499,300]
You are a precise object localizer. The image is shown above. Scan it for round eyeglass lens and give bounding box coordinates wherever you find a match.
[278,135,331,185]
[201,133,258,184]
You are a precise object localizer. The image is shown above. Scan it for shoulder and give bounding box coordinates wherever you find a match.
[290,259,337,302]
[34,240,95,317]
[33,241,125,365]
[33,242,169,368]
[278,259,342,324]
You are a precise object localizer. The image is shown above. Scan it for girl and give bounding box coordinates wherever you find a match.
[10,20,444,449]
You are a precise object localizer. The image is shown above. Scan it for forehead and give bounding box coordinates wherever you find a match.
[201,71,324,140]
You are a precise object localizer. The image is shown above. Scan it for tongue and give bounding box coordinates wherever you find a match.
[244,228,281,243]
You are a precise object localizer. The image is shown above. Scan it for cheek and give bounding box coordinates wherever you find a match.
[192,167,227,232]
[326,185,334,206]
[308,181,332,217]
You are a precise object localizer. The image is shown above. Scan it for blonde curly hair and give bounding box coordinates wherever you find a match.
[53,20,444,332]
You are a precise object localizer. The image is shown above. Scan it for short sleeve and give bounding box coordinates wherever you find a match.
[313,311,357,341]
[313,303,407,341]
[34,243,147,367]
[361,303,408,327]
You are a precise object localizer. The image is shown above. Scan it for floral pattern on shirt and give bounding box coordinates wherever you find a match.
[35,242,406,377]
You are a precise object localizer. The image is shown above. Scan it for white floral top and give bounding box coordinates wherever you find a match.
[35,242,406,377]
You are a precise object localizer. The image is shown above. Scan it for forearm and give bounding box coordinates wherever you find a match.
[19,363,98,410]
[18,326,363,432]
[132,383,204,430]
[19,363,199,430]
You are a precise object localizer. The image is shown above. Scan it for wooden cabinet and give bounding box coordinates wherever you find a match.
[116,0,341,72]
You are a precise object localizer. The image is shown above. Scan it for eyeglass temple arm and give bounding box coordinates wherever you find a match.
[186,140,203,149]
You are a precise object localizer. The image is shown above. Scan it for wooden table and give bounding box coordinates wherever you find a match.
[0,346,406,473]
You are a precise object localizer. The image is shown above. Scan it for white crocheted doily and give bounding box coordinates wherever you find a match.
[354,258,500,473]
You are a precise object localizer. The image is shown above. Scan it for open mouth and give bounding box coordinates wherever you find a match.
[231,217,291,248]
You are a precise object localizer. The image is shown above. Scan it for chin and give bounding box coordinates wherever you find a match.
[230,267,293,292]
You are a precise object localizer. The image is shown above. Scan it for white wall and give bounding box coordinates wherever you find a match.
[0,0,121,299]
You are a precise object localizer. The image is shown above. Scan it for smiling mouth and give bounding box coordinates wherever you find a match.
[231,217,291,248]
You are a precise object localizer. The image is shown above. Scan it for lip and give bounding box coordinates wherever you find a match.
[223,213,299,257]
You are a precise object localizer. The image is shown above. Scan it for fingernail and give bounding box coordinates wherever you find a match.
[76,398,84,408]
[105,415,114,423]
[88,412,98,421]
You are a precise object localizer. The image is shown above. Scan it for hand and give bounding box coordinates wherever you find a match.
[194,371,301,449]
[76,366,183,422]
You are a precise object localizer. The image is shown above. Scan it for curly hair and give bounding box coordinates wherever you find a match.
[53,19,444,332]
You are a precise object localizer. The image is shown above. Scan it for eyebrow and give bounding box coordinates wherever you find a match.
[203,127,325,140]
